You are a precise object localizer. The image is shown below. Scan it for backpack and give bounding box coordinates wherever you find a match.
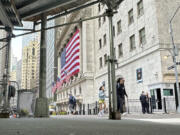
[69,96,76,104]
[72,96,76,104]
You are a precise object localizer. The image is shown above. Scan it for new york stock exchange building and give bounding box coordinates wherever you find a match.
[53,0,180,114]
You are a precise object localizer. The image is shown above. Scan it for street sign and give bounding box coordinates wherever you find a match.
[168,65,175,70]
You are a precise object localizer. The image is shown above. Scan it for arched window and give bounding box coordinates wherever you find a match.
[32,48,35,55]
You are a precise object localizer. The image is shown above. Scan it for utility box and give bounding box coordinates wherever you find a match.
[17,89,38,117]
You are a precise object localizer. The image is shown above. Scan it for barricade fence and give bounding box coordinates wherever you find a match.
[75,97,177,115]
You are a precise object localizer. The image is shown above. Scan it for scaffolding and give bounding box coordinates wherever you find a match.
[0,0,124,119]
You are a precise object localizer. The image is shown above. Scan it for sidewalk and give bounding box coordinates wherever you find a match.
[123,113,180,125]
[51,113,180,125]
[123,112,180,119]
[51,112,180,120]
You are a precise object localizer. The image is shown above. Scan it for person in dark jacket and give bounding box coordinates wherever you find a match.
[116,78,128,113]
[140,91,147,114]
[68,93,76,114]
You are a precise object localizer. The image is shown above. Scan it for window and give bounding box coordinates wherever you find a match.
[128,9,134,25]
[99,39,102,49]
[130,35,136,51]
[113,26,115,37]
[118,44,123,57]
[103,34,106,45]
[104,54,107,65]
[32,48,35,55]
[98,18,101,28]
[117,20,122,34]
[98,4,101,12]
[163,89,173,96]
[99,57,103,68]
[139,27,146,45]
[103,16,106,23]
[137,0,144,16]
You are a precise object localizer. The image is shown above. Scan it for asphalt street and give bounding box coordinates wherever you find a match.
[0,116,180,135]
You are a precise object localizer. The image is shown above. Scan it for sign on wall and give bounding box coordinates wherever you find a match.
[136,68,143,83]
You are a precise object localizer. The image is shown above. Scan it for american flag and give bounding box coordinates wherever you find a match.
[52,82,57,93]
[60,29,80,83]
[56,76,62,89]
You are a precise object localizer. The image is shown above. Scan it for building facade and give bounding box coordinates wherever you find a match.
[21,21,41,91]
[54,0,180,113]
[21,40,39,90]
[95,0,180,112]
[22,21,37,48]
[55,7,96,112]
[46,18,55,100]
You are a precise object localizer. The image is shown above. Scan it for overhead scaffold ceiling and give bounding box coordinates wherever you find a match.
[0,0,94,28]
[0,0,124,29]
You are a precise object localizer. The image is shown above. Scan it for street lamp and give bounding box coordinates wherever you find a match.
[169,5,180,113]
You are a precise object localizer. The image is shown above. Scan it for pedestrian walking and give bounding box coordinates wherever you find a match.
[140,91,147,114]
[98,86,107,117]
[116,78,128,114]
[145,92,150,114]
[68,93,76,115]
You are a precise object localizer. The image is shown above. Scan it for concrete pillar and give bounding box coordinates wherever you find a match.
[34,14,49,117]
[107,9,121,120]
[0,27,12,118]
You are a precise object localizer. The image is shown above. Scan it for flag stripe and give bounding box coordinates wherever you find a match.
[61,66,80,80]
[61,55,80,73]
[66,37,80,53]
[61,59,80,77]
[66,42,80,59]
[66,30,80,50]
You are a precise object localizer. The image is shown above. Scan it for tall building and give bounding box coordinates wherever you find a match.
[21,40,39,90]
[22,21,37,48]
[55,0,180,113]
[46,17,55,99]
[21,22,40,90]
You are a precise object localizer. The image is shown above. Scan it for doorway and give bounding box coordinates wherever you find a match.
[150,88,162,110]
[156,89,162,110]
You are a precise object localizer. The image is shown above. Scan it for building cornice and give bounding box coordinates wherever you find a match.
[56,76,94,94]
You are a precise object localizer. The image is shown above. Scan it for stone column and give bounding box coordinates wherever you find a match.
[34,14,49,117]
[107,9,121,120]
[1,27,12,118]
